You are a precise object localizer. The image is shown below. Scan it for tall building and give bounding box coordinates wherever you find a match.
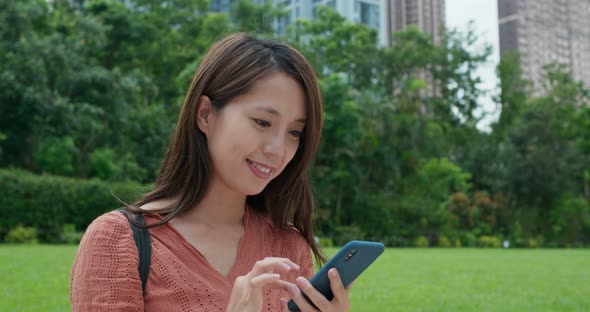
[209,0,266,12]
[385,0,446,46]
[498,0,590,95]
[211,0,388,46]
[269,0,386,44]
[211,1,445,47]
[383,0,445,97]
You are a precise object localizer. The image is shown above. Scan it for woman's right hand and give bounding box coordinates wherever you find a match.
[226,257,300,312]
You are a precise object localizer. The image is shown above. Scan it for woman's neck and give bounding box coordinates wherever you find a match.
[179,175,247,227]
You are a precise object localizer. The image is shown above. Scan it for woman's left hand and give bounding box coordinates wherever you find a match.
[280,268,352,312]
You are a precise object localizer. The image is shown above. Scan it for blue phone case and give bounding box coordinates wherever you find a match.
[287,240,384,311]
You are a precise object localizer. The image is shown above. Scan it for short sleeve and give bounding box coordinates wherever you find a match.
[70,212,144,311]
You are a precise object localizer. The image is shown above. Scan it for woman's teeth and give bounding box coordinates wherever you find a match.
[248,160,272,174]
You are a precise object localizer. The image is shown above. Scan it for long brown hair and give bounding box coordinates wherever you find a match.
[126,33,326,264]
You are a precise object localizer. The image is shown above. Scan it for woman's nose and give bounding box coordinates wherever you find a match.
[262,133,286,159]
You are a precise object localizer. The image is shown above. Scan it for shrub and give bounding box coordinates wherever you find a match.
[60,224,83,244]
[331,225,366,246]
[550,194,590,246]
[414,236,429,247]
[448,192,474,230]
[478,235,501,248]
[510,222,528,247]
[0,169,146,242]
[459,231,477,247]
[34,136,77,176]
[89,149,148,182]
[382,235,411,247]
[5,225,38,244]
[454,239,462,248]
[437,235,452,247]
[0,131,6,159]
[318,237,334,248]
[90,148,121,181]
[527,237,544,248]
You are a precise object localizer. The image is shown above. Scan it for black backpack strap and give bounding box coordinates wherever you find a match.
[118,209,151,294]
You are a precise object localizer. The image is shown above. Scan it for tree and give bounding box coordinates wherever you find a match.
[289,6,379,90]
[493,64,589,238]
[493,50,530,135]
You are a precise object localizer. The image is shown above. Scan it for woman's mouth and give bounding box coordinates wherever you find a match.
[246,159,274,179]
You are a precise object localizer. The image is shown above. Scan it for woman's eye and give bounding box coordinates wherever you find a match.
[289,130,303,138]
[253,118,271,127]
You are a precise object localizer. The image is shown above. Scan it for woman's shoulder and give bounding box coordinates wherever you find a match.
[71,210,143,308]
[78,210,134,246]
[88,210,129,229]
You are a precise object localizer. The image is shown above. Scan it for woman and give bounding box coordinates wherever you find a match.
[70,33,352,311]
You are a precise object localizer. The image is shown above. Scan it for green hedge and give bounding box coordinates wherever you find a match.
[0,169,148,242]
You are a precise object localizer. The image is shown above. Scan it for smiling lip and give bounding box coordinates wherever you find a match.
[246,159,274,179]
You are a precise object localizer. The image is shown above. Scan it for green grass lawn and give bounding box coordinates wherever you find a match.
[1,245,589,311]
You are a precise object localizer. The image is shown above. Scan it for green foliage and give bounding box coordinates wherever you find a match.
[550,194,590,245]
[231,0,285,35]
[433,23,493,126]
[34,136,77,176]
[318,237,334,248]
[290,6,378,89]
[418,158,471,202]
[527,238,542,248]
[437,235,452,247]
[0,131,5,160]
[330,225,366,247]
[5,226,38,244]
[89,148,120,180]
[493,50,529,135]
[0,169,144,242]
[478,236,501,248]
[459,231,478,247]
[60,224,83,244]
[491,65,589,242]
[392,158,471,238]
[414,236,429,247]
[1,0,588,247]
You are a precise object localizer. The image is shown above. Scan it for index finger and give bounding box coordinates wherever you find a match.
[250,257,300,276]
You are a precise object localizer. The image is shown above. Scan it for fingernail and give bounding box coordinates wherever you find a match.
[329,268,338,277]
[289,284,299,295]
[296,277,307,287]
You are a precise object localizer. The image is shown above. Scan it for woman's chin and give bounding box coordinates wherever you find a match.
[241,182,269,196]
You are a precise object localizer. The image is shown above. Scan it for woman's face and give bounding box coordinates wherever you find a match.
[199,72,307,196]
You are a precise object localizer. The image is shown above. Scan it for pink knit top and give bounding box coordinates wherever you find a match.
[70,205,315,311]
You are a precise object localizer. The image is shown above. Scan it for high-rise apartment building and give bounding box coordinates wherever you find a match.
[498,0,590,95]
[211,0,445,47]
[210,0,386,44]
[272,0,386,45]
[385,0,445,46]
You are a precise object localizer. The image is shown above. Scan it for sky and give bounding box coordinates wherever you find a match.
[445,0,500,131]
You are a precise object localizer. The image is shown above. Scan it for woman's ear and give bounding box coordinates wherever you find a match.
[196,96,215,135]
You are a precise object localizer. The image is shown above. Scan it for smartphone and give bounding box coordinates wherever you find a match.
[287,240,384,311]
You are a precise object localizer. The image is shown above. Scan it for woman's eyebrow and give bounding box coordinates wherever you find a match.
[255,106,306,123]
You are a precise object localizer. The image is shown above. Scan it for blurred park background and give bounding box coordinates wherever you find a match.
[0,0,589,310]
